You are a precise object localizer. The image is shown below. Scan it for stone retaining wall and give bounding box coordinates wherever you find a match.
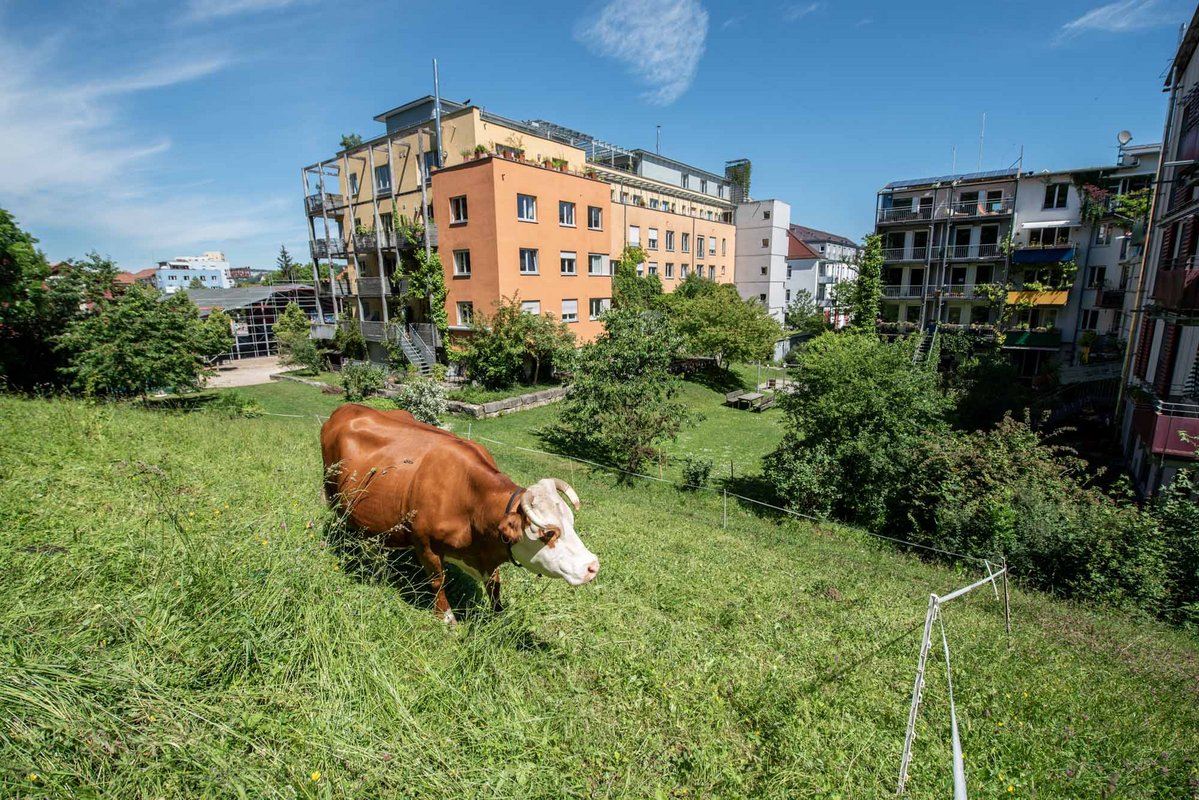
[445,386,568,418]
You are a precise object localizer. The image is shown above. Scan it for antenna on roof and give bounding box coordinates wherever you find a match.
[978,112,986,171]
[951,146,956,173]
[656,125,661,155]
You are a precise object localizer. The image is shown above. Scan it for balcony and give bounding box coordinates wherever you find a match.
[1095,282,1127,309]
[1131,390,1199,459]
[317,278,351,296]
[340,319,398,343]
[882,246,931,262]
[305,193,345,215]
[877,205,933,225]
[881,284,925,299]
[353,230,397,252]
[947,243,1001,260]
[1151,264,1199,311]
[1002,328,1062,349]
[817,273,839,284]
[355,276,392,296]
[948,197,1014,218]
[311,238,348,260]
[939,283,987,300]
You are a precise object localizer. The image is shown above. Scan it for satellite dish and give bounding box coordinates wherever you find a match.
[1117,130,1133,145]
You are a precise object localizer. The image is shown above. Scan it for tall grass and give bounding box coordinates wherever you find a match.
[1,394,1196,798]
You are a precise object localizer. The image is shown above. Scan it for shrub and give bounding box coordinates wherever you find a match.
[459,295,574,389]
[289,336,325,375]
[273,302,312,366]
[392,375,447,425]
[680,455,714,490]
[339,362,387,401]
[207,391,264,418]
[334,320,367,360]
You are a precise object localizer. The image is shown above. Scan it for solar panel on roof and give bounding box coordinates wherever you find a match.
[883,168,1017,190]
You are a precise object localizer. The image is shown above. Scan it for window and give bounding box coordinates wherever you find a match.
[760,265,768,276]
[588,253,610,276]
[649,199,659,210]
[1094,223,1111,246]
[519,248,539,274]
[560,251,577,275]
[1028,226,1071,247]
[456,302,474,326]
[517,194,537,221]
[665,262,674,279]
[697,236,705,256]
[1081,308,1099,330]
[665,230,675,251]
[761,238,769,248]
[759,293,766,303]
[521,300,541,315]
[708,266,715,280]
[453,250,471,276]
[374,164,391,193]
[628,225,641,246]
[681,173,690,189]
[636,261,644,276]
[648,262,658,276]
[681,264,689,279]
[1044,183,1069,209]
[710,238,717,256]
[589,297,612,320]
[349,173,359,196]
[450,196,468,223]
[380,212,392,231]
[700,179,708,193]
[722,238,727,256]
[786,289,791,303]
[647,228,659,250]
[559,201,576,227]
[588,206,602,230]
[696,263,703,276]
[763,209,771,220]
[681,233,690,253]
[561,299,578,323]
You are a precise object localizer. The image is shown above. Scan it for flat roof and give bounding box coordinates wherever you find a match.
[173,285,315,311]
[883,169,1018,191]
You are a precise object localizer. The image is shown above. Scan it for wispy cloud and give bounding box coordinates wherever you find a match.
[783,2,822,22]
[856,17,873,27]
[576,0,709,106]
[722,15,744,29]
[0,34,299,263]
[186,0,306,21]
[1058,0,1176,41]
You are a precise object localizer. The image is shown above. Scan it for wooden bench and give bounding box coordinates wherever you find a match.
[751,395,775,412]
[725,390,747,406]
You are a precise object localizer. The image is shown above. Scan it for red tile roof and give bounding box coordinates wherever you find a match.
[787,231,820,259]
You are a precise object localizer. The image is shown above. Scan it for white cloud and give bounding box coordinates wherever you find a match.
[722,15,744,29]
[186,0,304,21]
[782,2,822,22]
[1058,0,1176,40]
[0,34,298,263]
[576,0,709,106]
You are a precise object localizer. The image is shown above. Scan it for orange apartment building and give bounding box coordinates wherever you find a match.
[300,96,738,355]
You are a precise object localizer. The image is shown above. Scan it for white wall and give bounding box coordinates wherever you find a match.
[734,199,791,320]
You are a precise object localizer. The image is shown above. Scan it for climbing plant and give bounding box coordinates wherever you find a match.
[399,223,448,342]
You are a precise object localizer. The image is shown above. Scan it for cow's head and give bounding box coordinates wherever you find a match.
[505,479,598,585]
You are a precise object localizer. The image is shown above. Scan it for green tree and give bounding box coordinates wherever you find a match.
[276,245,298,281]
[784,288,827,336]
[611,245,662,311]
[555,308,693,473]
[525,310,576,384]
[273,302,312,366]
[57,285,211,400]
[671,282,783,364]
[763,332,949,525]
[188,277,205,290]
[399,225,449,342]
[200,307,235,359]
[334,315,368,360]
[457,296,574,389]
[848,233,882,329]
[1152,470,1199,626]
[340,133,363,149]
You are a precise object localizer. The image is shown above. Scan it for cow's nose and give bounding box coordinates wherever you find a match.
[585,560,599,579]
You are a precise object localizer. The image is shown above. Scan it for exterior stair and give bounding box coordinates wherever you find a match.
[395,325,433,376]
[912,324,938,366]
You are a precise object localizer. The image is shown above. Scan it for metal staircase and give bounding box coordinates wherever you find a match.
[394,325,434,376]
[912,324,939,366]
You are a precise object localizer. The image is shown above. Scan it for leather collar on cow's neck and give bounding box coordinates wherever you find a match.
[503,487,526,569]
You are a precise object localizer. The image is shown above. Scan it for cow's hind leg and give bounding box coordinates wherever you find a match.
[416,546,456,624]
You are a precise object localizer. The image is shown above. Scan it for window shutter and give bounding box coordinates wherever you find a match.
[1160,221,1177,267]
[1134,318,1156,380]
[1153,322,1180,396]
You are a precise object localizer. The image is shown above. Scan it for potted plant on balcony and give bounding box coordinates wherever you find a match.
[473,144,488,159]
[552,157,568,171]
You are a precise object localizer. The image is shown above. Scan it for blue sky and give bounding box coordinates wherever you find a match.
[0,0,1193,270]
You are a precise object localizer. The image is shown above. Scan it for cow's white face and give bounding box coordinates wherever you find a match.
[512,478,599,586]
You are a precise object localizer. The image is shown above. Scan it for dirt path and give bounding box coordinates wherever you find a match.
[207,356,284,389]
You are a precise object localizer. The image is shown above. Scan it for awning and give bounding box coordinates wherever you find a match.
[1011,246,1076,264]
[1020,220,1080,229]
[1006,290,1069,306]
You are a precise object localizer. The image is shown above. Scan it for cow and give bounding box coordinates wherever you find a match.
[320,403,599,622]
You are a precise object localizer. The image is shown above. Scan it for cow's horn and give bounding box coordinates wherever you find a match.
[520,489,552,529]
[553,479,580,510]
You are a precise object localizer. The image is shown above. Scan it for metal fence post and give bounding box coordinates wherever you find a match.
[1002,557,1011,639]
[466,422,472,441]
[898,594,940,795]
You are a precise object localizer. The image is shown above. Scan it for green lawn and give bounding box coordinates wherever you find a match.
[2,378,1196,798]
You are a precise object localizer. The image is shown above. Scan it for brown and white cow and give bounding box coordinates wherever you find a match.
[320,403,598,622]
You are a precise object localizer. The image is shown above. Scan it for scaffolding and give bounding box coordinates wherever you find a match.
[188,285,322,360]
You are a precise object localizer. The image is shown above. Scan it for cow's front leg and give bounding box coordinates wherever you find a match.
[416,546,456,624]
[485,568,504,614]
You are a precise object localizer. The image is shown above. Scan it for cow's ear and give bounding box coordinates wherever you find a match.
[498,513,523,545]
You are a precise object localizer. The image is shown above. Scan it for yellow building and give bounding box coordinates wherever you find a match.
[301,97,738,355]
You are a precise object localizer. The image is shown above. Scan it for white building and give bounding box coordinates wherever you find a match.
[153,251,235,293]
[785,224,860,328]
[734,199,791,321]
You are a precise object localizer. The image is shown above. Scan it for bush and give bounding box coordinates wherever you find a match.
[459,295,575,389]
[680,455,713,490]
[339,362,387,401]
[334,320,367,360]
[289,337,325,375]
[392,375,446,425]
[206,391,264,418]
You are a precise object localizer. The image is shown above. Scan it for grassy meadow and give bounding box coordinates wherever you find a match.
[2,373,1197,798]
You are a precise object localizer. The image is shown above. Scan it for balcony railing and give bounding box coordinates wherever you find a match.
[947,243,1001,260]
[877,206,933,224]
[1095,281,1127,309]
[817,273,840,284]
[940,283,987,299]
[355,276,392,296]
[1131,384,1199,458]
[305,193,345,215]
[882,284,925,299]
[353,230,398,252]
[311,238,348,259]
[948,197,1014,217]
[882,246,931,262]
[317,278,351,296]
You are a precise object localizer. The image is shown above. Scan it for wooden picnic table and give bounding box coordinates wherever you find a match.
[738,392,763,408]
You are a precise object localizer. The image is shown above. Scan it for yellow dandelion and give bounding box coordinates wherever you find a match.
[28,773,39,782]
[998,721,1004,727]
[261,539,268,545]
[148,715,157,722]
[1008,786,1014,793]
[311,770,321,781]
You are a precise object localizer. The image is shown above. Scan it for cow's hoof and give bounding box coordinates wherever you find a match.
[441,610,458,625]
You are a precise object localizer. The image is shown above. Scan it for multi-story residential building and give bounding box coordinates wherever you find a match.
[300,96,737,355]
[874,146,1159,377]
[734,199,791,320]
[1120,6,1199,496]
[784,224,859,327]
[153,251,235,293]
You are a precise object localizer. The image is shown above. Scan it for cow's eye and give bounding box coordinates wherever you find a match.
[539,526,561,547]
